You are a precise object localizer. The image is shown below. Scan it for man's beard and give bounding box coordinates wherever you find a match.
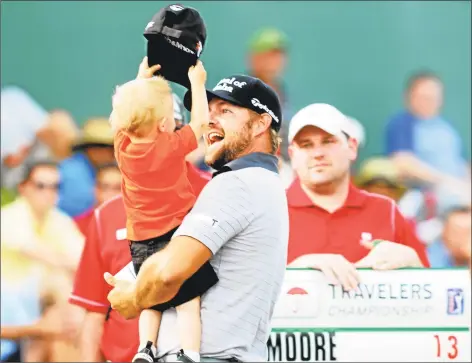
[205,122,253,170]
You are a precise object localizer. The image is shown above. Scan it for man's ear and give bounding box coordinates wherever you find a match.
[347,137,359,162]
[288,143,294,160]
[252,114,272,137]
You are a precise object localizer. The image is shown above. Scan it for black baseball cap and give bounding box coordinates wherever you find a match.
[183,75,283,131]
[144,4,206,89]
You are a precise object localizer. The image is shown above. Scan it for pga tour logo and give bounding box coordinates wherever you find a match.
[447,288,464,315]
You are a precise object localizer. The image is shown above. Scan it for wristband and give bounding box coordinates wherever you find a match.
[372,239,384,248]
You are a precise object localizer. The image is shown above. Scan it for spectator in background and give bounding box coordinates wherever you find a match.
[385,71,471,216]
[355,157,407,203]
[286,104,429,290]
[74,162,122,236]
[69,94,211,362]
[59,118,115,217]
[1,86,78,206]
[247,28,291,160]
[428,206,471,268]
[355,157,447,247]
[1,161,84,362]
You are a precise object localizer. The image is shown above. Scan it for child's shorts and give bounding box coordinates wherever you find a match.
[129,226,219,312]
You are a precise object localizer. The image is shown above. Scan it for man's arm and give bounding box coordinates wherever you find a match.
[78,311,106,362]
[69,209,112,361]
[390,151,448,185]
[134,235,212,310]
[1,324,44,340]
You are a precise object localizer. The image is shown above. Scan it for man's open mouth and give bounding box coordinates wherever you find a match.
[207,131,225,146]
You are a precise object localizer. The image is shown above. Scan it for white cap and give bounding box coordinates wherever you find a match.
[288,103,350,143]
[344,116,366,146]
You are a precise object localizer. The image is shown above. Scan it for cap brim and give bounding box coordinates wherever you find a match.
[288,119,343,143]
[183,89,245,112]
[72,142,114,152]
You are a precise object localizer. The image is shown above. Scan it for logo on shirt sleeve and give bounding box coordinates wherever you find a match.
[192,214,219,227]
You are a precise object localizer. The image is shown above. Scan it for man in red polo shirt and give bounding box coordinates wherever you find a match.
[286,103,430,290]
[69,93,211,361]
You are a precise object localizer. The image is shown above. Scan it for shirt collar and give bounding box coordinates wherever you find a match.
[286,178,367,209]
[212,152,279,178]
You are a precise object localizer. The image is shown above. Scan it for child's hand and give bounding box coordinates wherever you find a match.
[136,56,161,80]
[188,61,207,86]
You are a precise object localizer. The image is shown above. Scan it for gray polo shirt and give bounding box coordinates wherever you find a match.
[170,152,288,361]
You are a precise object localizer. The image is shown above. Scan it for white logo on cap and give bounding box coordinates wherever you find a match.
[170,5,184,11]
[213,77,247,93]
[251,98,279,123]
[165,37,195,55]
[145,21,154,30]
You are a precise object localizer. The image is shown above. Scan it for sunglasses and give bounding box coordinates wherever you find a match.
[30,180,60,191]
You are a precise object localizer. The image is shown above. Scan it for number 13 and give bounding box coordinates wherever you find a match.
[434,335,458,360]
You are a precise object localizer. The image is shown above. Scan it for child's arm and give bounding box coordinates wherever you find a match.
[187,61,209,141]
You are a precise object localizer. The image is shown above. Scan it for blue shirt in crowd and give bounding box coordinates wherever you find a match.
[427,240,454,268]
[385,111,467,179]
[58,152,96,217]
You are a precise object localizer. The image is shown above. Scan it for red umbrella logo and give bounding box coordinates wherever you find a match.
[287,287,309,313]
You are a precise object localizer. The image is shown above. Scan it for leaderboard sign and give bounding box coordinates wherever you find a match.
[268,268,471,362]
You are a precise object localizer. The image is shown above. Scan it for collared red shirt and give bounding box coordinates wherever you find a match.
[74,207,94,236]
[287,179,430,266]
[69,163,209,362]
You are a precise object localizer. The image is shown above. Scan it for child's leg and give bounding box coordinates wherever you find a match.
[138,309,162,355]
[175,297,201,362]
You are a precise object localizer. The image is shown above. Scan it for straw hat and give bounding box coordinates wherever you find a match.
[72,118,114,151]
[355,157,407,196]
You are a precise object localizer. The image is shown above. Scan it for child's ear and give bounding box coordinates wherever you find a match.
[158,117,168,132]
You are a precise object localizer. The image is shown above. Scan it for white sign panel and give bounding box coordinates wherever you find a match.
[268,268,471,362]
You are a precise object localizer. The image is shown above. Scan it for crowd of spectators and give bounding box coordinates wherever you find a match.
[1,27,470,362]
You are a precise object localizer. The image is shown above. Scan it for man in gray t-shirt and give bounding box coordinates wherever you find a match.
[106,74,289,362]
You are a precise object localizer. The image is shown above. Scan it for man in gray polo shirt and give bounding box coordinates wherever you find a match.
[105,75,289,362]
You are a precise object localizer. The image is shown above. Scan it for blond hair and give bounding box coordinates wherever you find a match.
[110,77,172,136]
[248,110,281,154]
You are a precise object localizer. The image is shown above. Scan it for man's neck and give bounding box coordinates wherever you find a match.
[301,178,350,213]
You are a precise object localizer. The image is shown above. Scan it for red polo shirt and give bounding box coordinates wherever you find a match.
[69,163,210,362]
[74,208,94,236]
[287,179,430,267]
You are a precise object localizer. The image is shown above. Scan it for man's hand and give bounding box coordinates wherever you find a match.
[136,56,162,80]
[188,60,207,86]
[289,254,360,291]
[355,240,424,270]
[104,272,141,319]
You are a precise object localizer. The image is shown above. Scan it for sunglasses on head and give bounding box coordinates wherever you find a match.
[30,180,60,191]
